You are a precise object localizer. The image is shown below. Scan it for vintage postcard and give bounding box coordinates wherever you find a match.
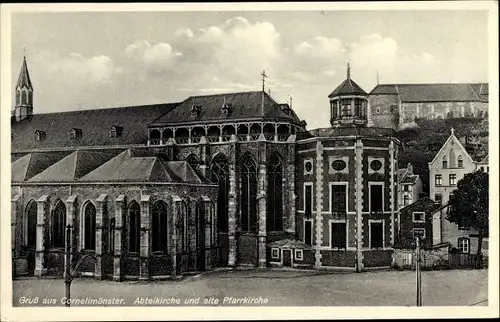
[1,1,498,320]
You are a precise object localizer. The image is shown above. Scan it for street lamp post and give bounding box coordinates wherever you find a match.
[416,236,422,306]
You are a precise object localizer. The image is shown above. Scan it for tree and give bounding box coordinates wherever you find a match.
[447,170,489,268]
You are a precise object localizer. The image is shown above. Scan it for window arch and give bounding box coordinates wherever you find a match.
[52,200,66,248]
[208,154,229,232]
[240,153,258,232]
[25,200,37,248]
[449,149,456,168]
[457,155,463,168]
[21,90,27,105]
[152,201,168,252]
[83,202,96,251]
[267,152,283,231]
[28,91,33,105]
[128,201,140,253]
[442,155,447,169]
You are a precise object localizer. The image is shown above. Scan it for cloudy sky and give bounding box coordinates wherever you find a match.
[10,8,489,129]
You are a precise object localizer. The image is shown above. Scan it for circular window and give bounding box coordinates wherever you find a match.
[370,160,383,171]
[305,161,312,172]
[331,159,347,171]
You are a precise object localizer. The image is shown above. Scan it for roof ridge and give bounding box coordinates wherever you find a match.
[27,102,180,117]
[188,90,262,99]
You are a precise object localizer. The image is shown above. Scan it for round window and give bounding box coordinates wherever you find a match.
[331,159,347,171]
[305,161,312,172]
[370,160,383,171]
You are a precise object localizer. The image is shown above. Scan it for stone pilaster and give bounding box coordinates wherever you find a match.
[171,195,182,277]
[314,140,324,269]
[257,161,267,268]
[227,161,239,267]
[66,195,78,270]
[389,141,396,246]
[202,196,214,270]
[139,194,151,280]
[113,195,126,281]
[35,195,49,276]
[355,139,364,272]
[286,140,296,234]
[94,194,107,280]
[11,195,21,259]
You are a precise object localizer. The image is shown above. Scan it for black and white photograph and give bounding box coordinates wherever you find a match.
[1,2,498,320]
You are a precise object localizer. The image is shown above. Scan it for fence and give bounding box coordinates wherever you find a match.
[449,253,478,269]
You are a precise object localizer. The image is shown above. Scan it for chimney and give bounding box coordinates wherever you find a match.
[407,162,413,174]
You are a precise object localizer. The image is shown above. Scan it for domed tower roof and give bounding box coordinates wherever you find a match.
[328,63,367,98]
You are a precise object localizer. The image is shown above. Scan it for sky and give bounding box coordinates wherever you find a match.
[10,8,489,129]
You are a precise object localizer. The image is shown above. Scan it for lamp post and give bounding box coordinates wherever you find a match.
[415,236,422,306]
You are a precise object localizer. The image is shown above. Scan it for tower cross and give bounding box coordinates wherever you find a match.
[23,47,26,58]
[261,69,268,92]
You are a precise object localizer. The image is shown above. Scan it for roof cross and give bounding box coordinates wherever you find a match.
[261,69,268,92]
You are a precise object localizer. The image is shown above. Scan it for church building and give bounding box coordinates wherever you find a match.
[11,58,400,280]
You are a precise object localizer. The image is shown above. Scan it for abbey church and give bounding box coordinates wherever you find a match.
[10,57,488,280]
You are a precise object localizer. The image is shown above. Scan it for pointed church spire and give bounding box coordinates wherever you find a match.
[347,62,351,80]
[17,55,33,90]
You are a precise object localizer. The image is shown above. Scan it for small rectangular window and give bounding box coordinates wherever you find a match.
[458,159,463,168]
[331,222,347,249]
[304,220,313,246]
[434,194,442,205]
[458,238,470,253]
[271,248,279,259]
[294,249,303,260]
[305,185,313,218]
[403,185,409,192]
[442,160,448,169]
[331,185,347,213]
[413,212,425,223]
[435,174,442,185]
[413,228,426,240]
[404,195,410,206]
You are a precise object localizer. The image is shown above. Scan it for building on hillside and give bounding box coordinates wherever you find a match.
[397,162,424,208]
[428,127,489,206]
[368,83,489,131]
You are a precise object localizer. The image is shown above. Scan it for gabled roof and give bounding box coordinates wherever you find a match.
[370,83,488,102]
[29,150,122,182]
[267,238,313,250]
[397,168,409,183]
[479,154,489,163]
[11,103,179,151]
[398,197,441,213]
[328,78,367,97]
[402,174,419,184]
[429,129,474,165]
[16,56,33,89]
[11,151,70,182]
[79,149,211,183]
[149,91,299,126]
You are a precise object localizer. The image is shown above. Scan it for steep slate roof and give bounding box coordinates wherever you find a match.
[397,168,408,183]
[479,154,489,163]
[11,103,179,151]
[80,149,211,183]
[11,151,70,182]
[17,56,33,89]
[328,78,367,97]
[29,150,122,182]
[402,174,419,184]
[149,91,299,126]
[370,83,488,102]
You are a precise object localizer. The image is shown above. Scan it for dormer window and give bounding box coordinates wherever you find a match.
[35,130,46,142]
[191,104,201,117]
[70,128,82,140]
[221,98,232,116]
[279,103,291,115]
[299,120,307,128]
[109,126,123,138]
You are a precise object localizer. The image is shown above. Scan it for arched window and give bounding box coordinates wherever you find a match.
[240,154,258,232]
[152,201,168,252]
[267,153,283,231]
[83,202,96,251]
[128,201,140,253]
[21,91,27,105]
[16,91,20,106]
[442,155,447,169]
[52,201,66,248]
[208,154,229,232]
[28,91,33,105]
[25,200,37,248]
[449,149,456,168]
[457,155,463,168]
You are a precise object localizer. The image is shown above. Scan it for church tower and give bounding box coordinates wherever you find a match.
[328,63,368,127]
[14,55,34,122]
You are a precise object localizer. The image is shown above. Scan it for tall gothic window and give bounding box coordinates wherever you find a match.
[16,91,20,106]
[21,91,27,105]
[240,154,258,232]
[152,201,168,252]
[84,202,96,251]
[52,200,66,248]
[128,201,140,254]
[25,200,37,248]
[209,154,229,232]
[267,153,283,231]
